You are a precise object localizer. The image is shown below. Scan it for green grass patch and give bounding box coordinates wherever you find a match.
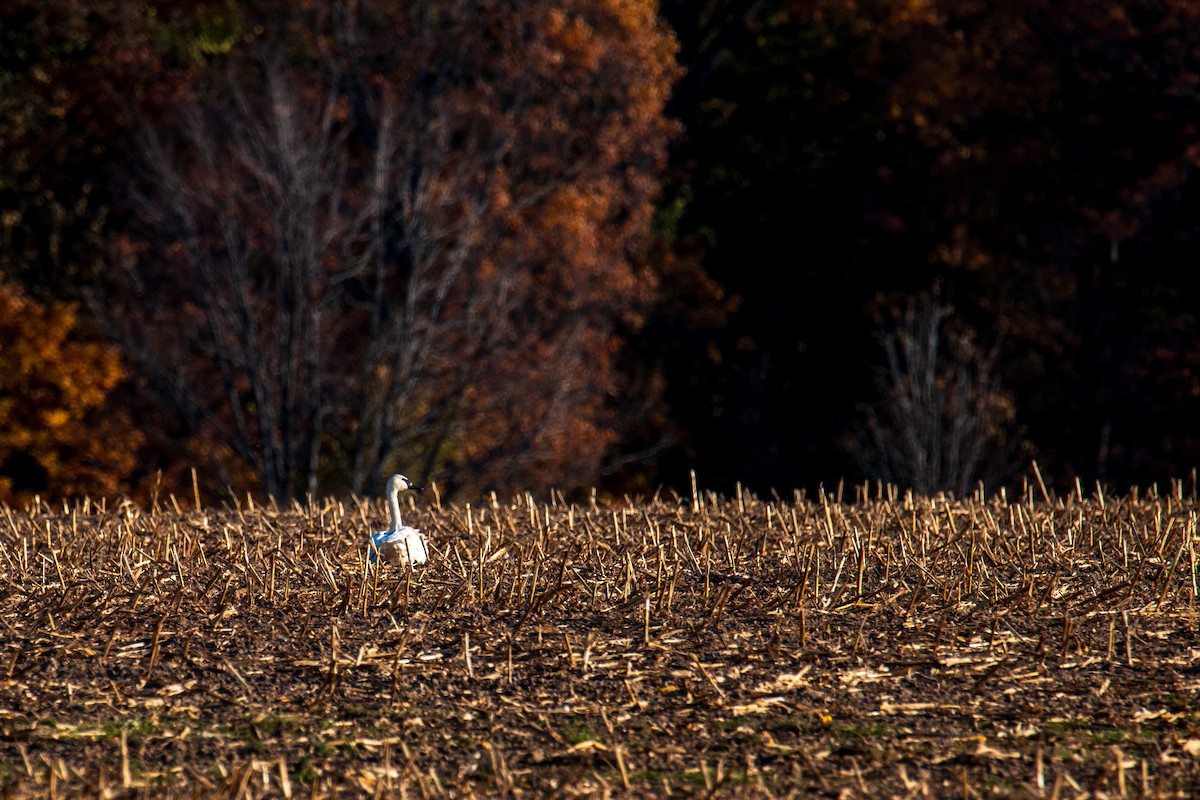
[292,758,317,785]
[1042,718,1091,736]
[253,713,302,738]
[678,767,750,787]
[562,721,599,745]
[101,718,161,740]
[833,723,892,740]
[767,714,825,734]
[1087,728,1128,745]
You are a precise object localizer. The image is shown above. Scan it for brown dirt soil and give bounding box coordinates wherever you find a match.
[2,485,1200,798]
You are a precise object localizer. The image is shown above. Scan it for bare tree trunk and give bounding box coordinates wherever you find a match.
[111,52,358,501]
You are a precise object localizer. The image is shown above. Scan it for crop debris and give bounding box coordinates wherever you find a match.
[2,484,1199,797]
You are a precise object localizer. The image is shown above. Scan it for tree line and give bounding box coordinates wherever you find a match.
[2,0,1199,505]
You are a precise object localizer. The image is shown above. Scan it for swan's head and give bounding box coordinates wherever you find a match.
[387,473,424,494]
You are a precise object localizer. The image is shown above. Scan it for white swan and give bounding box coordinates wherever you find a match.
[368,474,429,567]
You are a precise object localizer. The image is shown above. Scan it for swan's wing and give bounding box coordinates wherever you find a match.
[401,527,428,565]
[393,527,428,565]
[367,531,387,564]
[374,526,428,566]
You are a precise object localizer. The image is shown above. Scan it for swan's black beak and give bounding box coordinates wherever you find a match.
[409,483,425,493]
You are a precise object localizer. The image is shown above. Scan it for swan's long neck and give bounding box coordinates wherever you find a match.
[387,476,404,531]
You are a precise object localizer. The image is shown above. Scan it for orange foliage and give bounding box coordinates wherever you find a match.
[0,281,141,505]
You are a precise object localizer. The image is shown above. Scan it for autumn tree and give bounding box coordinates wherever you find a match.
[107,0,677,500]
[0,280,140,505]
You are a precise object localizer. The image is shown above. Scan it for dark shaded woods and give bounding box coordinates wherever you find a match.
[2,0,1199,504]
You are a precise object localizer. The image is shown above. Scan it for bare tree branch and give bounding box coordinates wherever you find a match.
[851,290,1017,496]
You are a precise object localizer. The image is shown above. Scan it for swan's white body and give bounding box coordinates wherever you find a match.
[369,474,429,567]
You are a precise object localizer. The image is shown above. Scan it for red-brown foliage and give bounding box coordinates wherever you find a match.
[108,0,679,500]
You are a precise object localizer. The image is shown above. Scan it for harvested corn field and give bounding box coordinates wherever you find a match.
[2,484,1199,797]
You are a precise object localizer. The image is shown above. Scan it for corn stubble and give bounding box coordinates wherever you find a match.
[1,484,1199,797]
